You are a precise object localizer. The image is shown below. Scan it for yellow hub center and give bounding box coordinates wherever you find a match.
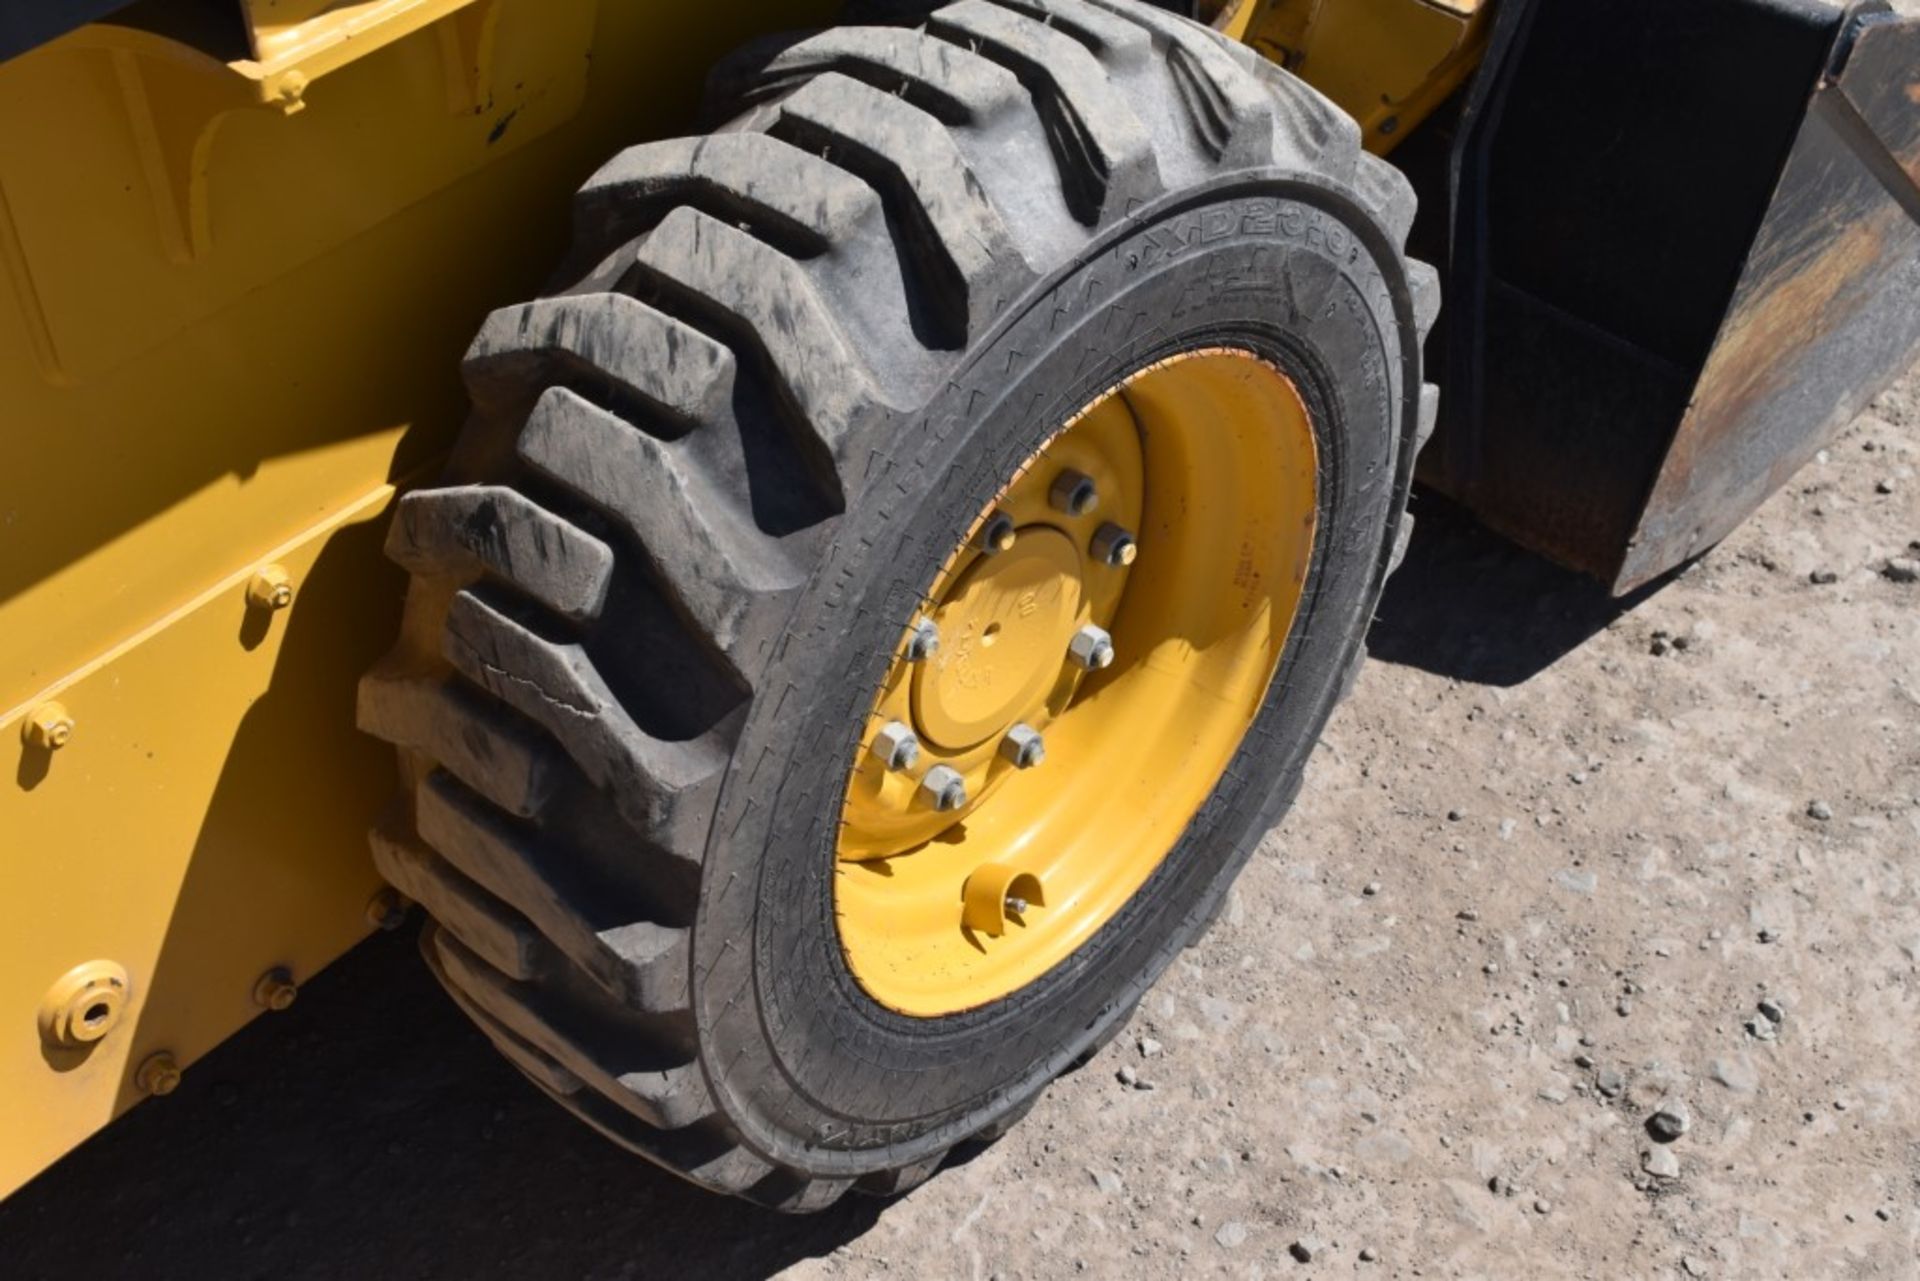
[914,528,1083,750]
[835,350,1319,1016]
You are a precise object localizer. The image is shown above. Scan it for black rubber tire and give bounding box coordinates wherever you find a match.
[359,0,1437,1212]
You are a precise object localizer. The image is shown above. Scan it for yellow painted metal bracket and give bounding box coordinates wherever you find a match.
[1,483,403,1203]
[1241,0,1494,153]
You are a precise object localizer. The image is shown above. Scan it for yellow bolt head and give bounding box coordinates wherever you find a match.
[136,1052,182,1097]
[23,701,74,750]
[252,967,298,1012]
[247,564,295,611]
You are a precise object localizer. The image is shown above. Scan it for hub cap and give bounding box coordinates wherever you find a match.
[835,350,1320,1015]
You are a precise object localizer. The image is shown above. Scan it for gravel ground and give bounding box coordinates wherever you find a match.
[2,370,1915,1278]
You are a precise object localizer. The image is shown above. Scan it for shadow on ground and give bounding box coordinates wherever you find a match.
[1368,488,1666,686]
[0,489,1673,1280]
[0,926,881,1281]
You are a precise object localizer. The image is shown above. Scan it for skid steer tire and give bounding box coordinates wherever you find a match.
[360,0,1437,1212]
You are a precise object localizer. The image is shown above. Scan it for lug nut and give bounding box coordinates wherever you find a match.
[999,723,1045,769]
[1066,623,1115,671]
[975,511,1017,556]
[1090,523,1137,567]
[246,563,295,611]
[1005,896,1029,915]
[136,1051,182,1097]
[252,966,298,1012]
[904,617,940,662]
[24,701,74,751]
[1049,469,1099,517]
[868,720,921,771]
[918,764,968,812]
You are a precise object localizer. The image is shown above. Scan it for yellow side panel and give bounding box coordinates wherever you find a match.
[0,0,834,1200]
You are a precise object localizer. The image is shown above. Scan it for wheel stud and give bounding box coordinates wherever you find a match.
[975,511,1017,556]
[904,617,940,661]
[999,723,1045,769]
[1066,623,1115,671]
[1048,469,1099,517]
[1004,896,1029,916]
[869,720,920,771]
[1090,522,1137,567]
[918,764,968,812]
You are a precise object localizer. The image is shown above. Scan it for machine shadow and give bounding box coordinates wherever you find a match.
[0,925,882,1279]
[0,484,1674,1279]
[1365,487,1668,686]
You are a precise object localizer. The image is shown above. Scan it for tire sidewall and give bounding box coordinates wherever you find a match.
[694,175,1412,1175]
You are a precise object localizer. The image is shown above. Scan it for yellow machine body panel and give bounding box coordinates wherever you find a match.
[0,0,833,1200]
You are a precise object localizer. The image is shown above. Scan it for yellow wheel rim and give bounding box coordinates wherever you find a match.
[835,350,1319,1016]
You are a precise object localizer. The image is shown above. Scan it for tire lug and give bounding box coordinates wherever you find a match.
[999,723,1045,769]
[904,617,940,661]
[1048,469,1099,517]
[869,720,921,771]
[1066,623,1115,671]
[975,511,1017,556]
[1090,522,1137,567]
[918,764,968,812]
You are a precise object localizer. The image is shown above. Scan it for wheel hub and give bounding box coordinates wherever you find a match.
[913,527,1083,750]
[835,350,1320,1016]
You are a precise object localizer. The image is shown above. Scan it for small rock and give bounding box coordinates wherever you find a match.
[1116,1065,1138,1087]
[1596,1069,1626,1098]
[1616,997,1633,1017]
[1447,808,1466,823]
[1745,1016,1777,1042]
[1089,1168,1124,1196]
[1555,868,1598,895]
[1362,880,1381,897]
[1289,1238,1321,1264]
[1359,1246,1379,1263]
[1810,568,1839,585]
[1457,907,1480,922]
[1214,1221,1248,1250]
[1138,1036,1163,1058]
[1876,1207,1893,1223]
[1682,1256,1709,1277]
[1533,1198,1552,1215]
[1483,961,1500,975]
[1757,927,1781,944]
[1807,799,1833,821]
[1643,1146,1681,1179]
[1649,633,1672,656]
[1648,1099,1692,1142]
[1757,996,1786,1025]
[1489,1174,1509,1196]
[1710,1055,1759,1094]
[1876,478,1896,494]
[1884,557,1920,584]
[1574,1053,1595,1069]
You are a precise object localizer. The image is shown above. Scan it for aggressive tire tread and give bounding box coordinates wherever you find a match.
[926,1,1163,224]
[384,487,615,625]
[709,27,1023,127]
[769,72,1037,345]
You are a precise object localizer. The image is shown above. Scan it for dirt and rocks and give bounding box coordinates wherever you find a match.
[3,373,1916,1277]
